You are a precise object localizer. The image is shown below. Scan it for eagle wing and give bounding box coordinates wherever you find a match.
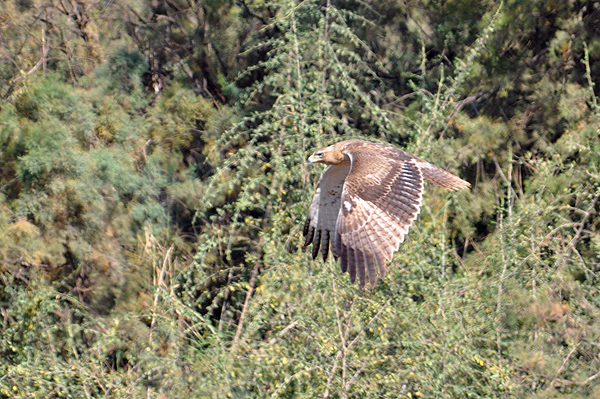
[333,148,424,288]
[303,162,351,260]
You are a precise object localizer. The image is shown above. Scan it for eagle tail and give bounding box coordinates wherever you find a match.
[415,160,470,191]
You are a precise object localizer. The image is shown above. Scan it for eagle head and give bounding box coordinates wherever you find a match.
[307,144,346,165]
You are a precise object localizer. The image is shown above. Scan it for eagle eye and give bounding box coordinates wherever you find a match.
[314,152,324,158]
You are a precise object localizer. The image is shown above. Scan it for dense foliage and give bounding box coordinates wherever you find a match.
[1,0,599,397]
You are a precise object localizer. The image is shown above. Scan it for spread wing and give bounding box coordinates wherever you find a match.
[333,151,424,288]
[303,163,351,260]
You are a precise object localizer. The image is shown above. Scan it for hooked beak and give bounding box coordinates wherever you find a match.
[307,152,324,164]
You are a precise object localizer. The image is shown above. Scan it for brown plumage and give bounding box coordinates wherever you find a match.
[303,140,470,288]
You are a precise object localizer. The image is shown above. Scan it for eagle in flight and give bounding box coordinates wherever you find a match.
[303,140,470,288]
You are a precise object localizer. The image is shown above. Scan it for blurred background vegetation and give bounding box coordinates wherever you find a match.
[1,0,599,397]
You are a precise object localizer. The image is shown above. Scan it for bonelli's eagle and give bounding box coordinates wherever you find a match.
[303,140,470,288]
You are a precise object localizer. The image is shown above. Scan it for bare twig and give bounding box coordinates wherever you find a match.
[231,237,263,348]
[268,320,300,344]
[324,274,344,399]
[551,343,579,386]
[565,194,599,260]
[492,155,519,205]
[149,244,174,342]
